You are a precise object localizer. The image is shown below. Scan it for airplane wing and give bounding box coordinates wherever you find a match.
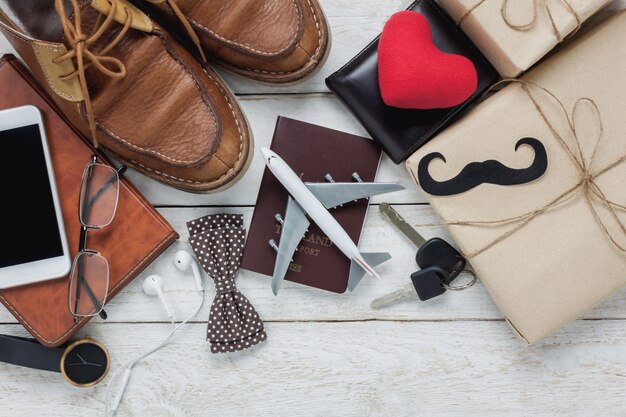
[271,196,310,295]
[304,182,405,209]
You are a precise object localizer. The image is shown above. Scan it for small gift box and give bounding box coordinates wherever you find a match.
[439,0,612,77]
[406,11,626,343]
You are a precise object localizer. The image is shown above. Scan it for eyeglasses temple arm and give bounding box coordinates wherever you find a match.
[72,228,86,322]
[81,277,108,320]
[73,258,108,322]
[84,165,127,213]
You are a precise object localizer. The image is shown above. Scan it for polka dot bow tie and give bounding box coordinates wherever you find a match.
[187,214,267,353]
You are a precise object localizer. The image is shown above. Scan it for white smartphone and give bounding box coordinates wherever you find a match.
[0,105,71,288]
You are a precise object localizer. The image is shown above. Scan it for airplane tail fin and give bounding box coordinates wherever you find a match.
[347,252,391,292]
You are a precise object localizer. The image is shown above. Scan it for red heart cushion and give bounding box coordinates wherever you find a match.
[378,11,478,110]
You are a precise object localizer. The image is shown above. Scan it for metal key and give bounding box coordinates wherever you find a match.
[380,203,427,247]
[379,203,466,284]
[371,282,416,309]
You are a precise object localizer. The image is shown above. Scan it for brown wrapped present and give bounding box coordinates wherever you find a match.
[439,0,612,77]
[406,11,626,343]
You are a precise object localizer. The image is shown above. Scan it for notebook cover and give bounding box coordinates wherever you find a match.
[325,0,499,164]
[0,55,178,347]
[240,117,382,293]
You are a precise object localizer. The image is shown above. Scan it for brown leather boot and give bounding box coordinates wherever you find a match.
[0,0,252,192]
[134,0,331,84]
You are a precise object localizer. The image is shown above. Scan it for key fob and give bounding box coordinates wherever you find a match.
[415,238,466,284]
[410,266,448,301]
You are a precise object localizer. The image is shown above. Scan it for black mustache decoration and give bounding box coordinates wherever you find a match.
[418,137,548,196]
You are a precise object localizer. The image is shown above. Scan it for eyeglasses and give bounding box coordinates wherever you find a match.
[68,155,126,322]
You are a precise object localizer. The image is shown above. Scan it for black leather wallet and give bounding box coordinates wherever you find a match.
[325,0,499,164]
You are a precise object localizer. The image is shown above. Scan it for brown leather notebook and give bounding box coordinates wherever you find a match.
[240,117,382,293]
[0,55,178,347]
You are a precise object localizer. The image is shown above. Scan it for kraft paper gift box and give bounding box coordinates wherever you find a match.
[438,0,612,78]
[406,11,626,344]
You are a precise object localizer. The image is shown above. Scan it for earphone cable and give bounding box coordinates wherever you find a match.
[104,289,205,417]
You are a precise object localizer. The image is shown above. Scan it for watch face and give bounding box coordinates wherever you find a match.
[61,340,109,387]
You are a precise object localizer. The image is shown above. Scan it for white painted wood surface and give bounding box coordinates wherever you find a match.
[1,1,626,416]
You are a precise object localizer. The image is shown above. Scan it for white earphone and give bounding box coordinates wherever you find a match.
[174,250,204,292]
[142,274,174,321]
[106,250,205,416]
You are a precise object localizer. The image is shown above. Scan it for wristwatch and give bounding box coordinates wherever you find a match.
[0,334,109,387]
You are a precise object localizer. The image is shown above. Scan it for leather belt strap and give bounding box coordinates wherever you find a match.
[0,334,63,373]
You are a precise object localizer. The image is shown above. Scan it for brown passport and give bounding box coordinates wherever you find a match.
[0,55,178,347]
[240,117,382,293]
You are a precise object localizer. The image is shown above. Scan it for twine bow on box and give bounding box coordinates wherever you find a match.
[457,0,582,43]
[419,80,626,259]
[187,214,267,354]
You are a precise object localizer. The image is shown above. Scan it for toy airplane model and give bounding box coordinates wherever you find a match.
[261,147,404,295]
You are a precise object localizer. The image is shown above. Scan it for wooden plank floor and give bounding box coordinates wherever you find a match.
[1,1,626,416]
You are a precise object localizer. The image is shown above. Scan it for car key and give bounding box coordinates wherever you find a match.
[371,266,477,308]
[379,203,466,284]
[374,203,475,306]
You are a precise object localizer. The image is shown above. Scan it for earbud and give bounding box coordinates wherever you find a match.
[142,275,173,320]
[174,250,204,292]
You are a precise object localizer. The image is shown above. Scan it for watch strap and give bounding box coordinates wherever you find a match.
[0,334,63,372]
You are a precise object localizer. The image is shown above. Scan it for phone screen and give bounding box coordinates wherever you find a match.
[0,124,64,268]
